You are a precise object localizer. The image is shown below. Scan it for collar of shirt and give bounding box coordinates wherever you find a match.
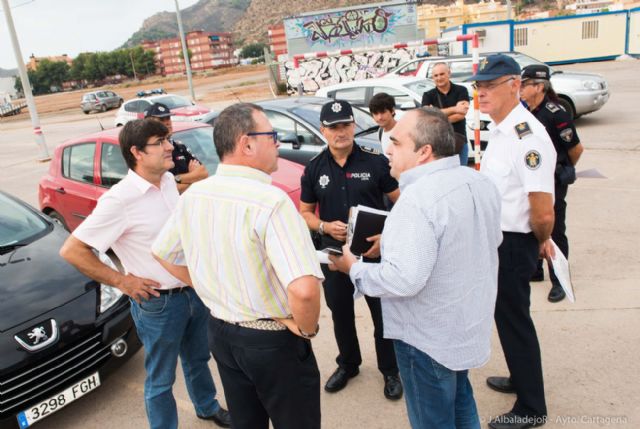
[531,95,550,115]
[127,169,174,194]
[488,102,528,137]
[399,156,460,192]
[326,142,360,165]
[216,164,273,184]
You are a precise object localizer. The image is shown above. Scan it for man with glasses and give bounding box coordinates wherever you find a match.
[144,102,208,193]
[60,119,230,429]
[468,55,556,429]
[152,103,324,429]
[520,65,584,302]
[299,99,404,400]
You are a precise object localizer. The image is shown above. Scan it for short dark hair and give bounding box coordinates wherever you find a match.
[213,103,264,160]
[411,107,456,158]
[119,119,169,169]
[369,92,396,114]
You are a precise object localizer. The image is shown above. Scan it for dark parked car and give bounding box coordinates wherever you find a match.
[80,91,123,114]
[0,191,140,429]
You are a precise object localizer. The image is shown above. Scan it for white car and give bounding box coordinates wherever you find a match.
[385,51,609,119]
[315,76,492,161]
[114,93,211,127]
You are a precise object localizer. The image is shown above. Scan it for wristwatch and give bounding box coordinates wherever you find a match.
[298,324,320,339]
[174,175,182,184]
[318,221,325,235]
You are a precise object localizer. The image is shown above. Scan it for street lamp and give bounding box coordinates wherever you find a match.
[174,0,196,101]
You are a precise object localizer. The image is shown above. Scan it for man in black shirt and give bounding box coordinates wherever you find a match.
[520,64,584,302]
[299,100,403,400]
[144,102,208,193]
[422,62,470,165]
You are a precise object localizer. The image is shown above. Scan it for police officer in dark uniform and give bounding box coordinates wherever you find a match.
[144,102,208,193]
[520,65,584,302]
[299,100,403,400]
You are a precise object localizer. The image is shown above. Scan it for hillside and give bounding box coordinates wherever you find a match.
[0,68,18,78]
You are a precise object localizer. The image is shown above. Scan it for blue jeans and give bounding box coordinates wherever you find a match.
[459,142,470,166]
[394,340,480,429]
[130,288,220,429]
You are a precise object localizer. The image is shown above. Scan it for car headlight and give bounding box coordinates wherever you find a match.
[100,284,124,313]
[582,80,600,90]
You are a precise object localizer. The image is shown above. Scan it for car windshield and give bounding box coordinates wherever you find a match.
[82,94,96,101]
[404,80,435,95]
[505,53,555,73]
[292,104,377,133]
[174,127,220,174]
[0,193,48,249]
[153,95,191,109]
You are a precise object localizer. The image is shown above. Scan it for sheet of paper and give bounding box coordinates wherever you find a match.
[549,239,575,303]
[316,250,331,265]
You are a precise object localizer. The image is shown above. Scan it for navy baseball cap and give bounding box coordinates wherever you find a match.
[320,100,355,127]
[521,64,551,81]
[466,54,521,82]
[144,102,171,118]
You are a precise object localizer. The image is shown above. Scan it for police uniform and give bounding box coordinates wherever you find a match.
[300,102,400,383]
[524,65,581,298]
[473,55,556,425]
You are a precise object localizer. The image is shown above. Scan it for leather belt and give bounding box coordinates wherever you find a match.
[156,286,189,295]
[233,319,287,331]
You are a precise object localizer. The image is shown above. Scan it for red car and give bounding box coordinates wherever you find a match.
[39,122,304,231]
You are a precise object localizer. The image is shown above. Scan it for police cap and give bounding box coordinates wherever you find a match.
[466,54,521,82]
[320,100,355,127]
[144,102,172,119]
[521,64,551,82]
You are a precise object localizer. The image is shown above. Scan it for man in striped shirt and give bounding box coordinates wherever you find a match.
[152,103,324,429]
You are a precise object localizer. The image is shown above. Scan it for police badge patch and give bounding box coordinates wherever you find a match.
[319,174,330,189]
[515,122,532,139]
[525,150,541,170]
[559,128,574,143]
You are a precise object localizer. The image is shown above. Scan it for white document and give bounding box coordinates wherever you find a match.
[316,250,331,265]
[549,239,575,303]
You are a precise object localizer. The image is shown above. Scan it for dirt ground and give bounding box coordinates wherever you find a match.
[0,64,273,121]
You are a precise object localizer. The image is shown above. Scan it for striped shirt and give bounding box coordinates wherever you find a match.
[152,164,324,322]
[350,156,503,370]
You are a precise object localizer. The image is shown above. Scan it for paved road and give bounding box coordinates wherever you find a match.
[0,59,638,428]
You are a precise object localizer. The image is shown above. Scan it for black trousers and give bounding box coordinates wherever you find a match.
[321,265,399,377]
[495,232,547,418]
[207,316,320,429]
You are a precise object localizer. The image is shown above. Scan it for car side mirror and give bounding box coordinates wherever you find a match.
[280,133,304,150]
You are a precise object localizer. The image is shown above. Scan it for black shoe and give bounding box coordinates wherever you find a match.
[548,284,566,302]
[197,407,231,428]
[488,412,546,429]
[486,376,516,394]
[324,367,359,393]
[530,267,544,282]
[383,375,403,400]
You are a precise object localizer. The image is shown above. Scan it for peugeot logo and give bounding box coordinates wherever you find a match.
[15,319,59,352]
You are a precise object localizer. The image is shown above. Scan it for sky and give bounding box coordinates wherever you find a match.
[0,0,200,70]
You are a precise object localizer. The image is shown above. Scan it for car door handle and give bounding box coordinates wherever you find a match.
[55,187,66,194]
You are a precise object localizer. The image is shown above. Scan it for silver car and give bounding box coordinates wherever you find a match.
[81,90,123,114]
[386,51,610,119]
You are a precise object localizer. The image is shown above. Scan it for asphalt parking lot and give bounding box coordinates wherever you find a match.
[1,59,639,428]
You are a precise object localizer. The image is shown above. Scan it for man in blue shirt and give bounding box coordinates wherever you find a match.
[330,107,502,428]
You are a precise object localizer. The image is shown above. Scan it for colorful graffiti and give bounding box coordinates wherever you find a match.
[284,4,417,54]
[284,48,417,94]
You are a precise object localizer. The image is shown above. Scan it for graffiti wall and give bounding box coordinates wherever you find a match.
[284,48,418,94]
[284,3,418,55]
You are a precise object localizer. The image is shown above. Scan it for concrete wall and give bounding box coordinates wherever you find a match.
[514,12,628,63]
[629,8,640,56]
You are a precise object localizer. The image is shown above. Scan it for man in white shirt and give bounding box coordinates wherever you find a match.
[330,107,502,429]
[60,119,230,429]
[369,92,397,157]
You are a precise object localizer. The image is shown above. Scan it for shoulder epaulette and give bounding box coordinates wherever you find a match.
[545,102,560,113]
[515,122,532,139]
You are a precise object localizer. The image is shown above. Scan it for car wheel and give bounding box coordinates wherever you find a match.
[100,104,107,113]
[83,110,90,115]
[557,97,575,120]
[48,210,69,231]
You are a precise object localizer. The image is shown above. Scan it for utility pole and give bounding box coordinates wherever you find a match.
[129,50,138,80]
[2,0,50,161]
[174,0,196,101]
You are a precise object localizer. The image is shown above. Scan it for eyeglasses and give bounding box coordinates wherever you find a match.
[472,77,515,91]
[247,131,278,145]
[145,136,173,147]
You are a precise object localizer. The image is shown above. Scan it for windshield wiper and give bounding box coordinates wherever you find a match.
[355,125,380,138]
[0,243,27,255]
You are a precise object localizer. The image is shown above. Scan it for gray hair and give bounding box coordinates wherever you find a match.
[213,103,264,160]
[410,107,456,158]
[432,62,450,70]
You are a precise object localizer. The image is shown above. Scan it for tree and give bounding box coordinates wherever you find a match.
[240,43,266,59]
